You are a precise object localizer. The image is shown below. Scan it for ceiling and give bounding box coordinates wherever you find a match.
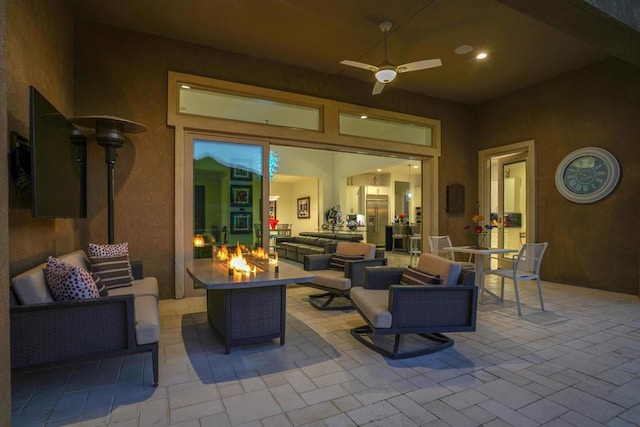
[71,0,637,105]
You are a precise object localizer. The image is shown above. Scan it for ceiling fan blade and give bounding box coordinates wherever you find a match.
[340,60,379,72]
[372,81,386,95]
[397,59,442,73]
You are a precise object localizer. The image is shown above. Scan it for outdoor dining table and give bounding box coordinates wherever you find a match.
[443,246,518,304]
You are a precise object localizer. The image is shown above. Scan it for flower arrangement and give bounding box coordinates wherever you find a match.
[397,213,406,223]
[464,214,493,248]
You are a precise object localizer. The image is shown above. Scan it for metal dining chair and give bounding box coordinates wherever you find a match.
[428,235,474,270]
[486,242,548,316]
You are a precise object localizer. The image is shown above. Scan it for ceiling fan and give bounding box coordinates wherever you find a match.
[340,21,442,95]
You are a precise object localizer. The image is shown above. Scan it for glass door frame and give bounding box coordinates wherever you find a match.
[478,140,536,261]
[496,152,528,257]
[180,130,270,298]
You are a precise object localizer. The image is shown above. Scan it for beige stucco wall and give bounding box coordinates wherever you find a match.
[1,0,10,423]
[472,58,640,293]
[3,1,77,421]
[6,0,83,278]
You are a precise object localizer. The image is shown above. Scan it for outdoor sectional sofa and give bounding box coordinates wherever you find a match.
[9,249,160,386]
[275,231,364,263]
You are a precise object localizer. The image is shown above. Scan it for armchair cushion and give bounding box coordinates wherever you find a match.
[311,269,352,291]
[416,253,462,285]
[350,288,392,328]
[329,253,364,271]
[399,266,442,286]
[335,241,376,258]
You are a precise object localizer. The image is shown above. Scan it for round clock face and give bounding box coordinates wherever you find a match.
[555,147,620,203]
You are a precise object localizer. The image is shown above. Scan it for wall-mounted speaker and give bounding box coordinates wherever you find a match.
[446,183,465,214]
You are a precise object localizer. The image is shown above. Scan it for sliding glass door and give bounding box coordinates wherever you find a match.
[184,134,268,297]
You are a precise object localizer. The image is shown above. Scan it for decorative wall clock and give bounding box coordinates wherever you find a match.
[555,147,620,203]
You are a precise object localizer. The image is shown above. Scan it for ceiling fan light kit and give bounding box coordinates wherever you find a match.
[375,65,397,83]
[340,20,442,95]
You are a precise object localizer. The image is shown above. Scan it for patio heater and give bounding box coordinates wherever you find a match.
[70,115,147,244]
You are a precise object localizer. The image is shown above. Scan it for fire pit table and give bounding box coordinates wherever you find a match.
[186,258,315,353]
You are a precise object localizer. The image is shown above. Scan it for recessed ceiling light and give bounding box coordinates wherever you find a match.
[181,84,191,89]
[360,115,368,119]
[454,45,474,55]
[476,52,488,60]
[376,168,382,172]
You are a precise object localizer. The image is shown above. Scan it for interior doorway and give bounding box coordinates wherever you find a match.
[479,141,536,268]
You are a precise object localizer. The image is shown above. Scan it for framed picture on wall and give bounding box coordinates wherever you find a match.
[230,185,252,207]
[297,196,310,219]
[269,200,277,219]
[230,212,253,234]
[231,168,252,181]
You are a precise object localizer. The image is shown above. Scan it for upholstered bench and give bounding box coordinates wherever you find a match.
[10,249,160,386]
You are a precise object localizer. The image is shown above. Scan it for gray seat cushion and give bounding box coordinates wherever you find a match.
[133,295,161,345]
[311,270,351,291]
[109,277,159,299]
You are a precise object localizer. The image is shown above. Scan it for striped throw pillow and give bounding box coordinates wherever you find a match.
[400,266,442,286]
[329,253,364,271]
[90,255,133,290]
[92,273,109,296]
[88,242,135,282]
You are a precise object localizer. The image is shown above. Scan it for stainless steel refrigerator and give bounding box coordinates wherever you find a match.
[366,195,388,246]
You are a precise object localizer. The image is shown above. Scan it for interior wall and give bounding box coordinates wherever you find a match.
[472,58,640,293]
[73,21,472,299]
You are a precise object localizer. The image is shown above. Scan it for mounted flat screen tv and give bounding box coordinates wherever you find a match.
[29,86,87,218]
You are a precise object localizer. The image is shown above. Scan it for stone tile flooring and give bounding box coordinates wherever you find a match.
[11,254,640,426]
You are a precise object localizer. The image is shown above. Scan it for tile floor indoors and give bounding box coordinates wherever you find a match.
[10,253,640,427]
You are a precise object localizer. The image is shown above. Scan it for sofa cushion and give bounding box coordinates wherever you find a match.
[400,266,442,286]
[350,287,392,328]
[90,255,134,290]
[59,250,91,271]
[298,237,320,246]
[11,262,53,305]
[329,253,364,271]
[45,257,100,301]
[109,277,159,300]
[88,242,135,283]
[133,295,161,345]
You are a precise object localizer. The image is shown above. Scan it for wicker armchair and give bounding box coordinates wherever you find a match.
[303,242,387,310]
[350,253,477,359]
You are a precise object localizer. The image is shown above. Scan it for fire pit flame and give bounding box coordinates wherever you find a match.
[229,243,256,274]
